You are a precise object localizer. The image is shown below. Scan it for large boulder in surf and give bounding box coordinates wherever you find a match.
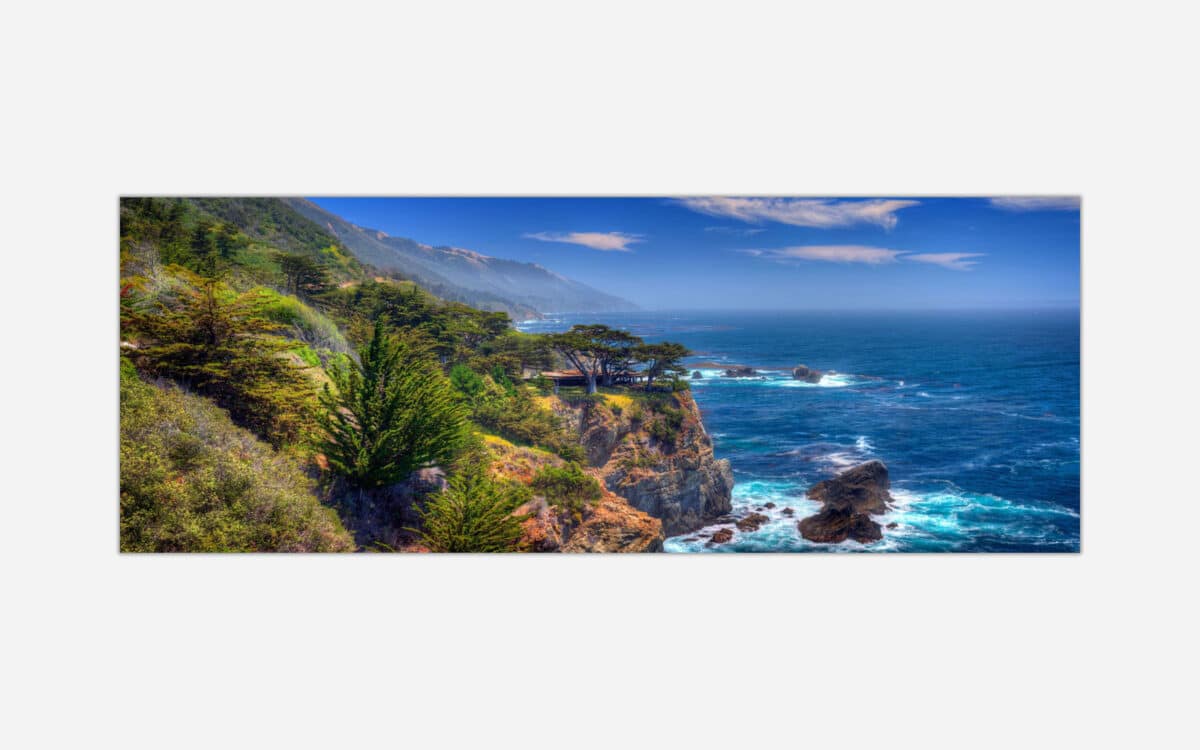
[722,365,758,378]
[798,460,894,545]
[792,364,824,383]
[798,507,883,544]
[806,459,893,515]
[708,528,734,545]
[692,370,703,379]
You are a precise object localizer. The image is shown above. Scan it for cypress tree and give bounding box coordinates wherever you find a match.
[316,320,469,488]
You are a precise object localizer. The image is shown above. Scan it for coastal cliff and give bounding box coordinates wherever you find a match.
[547,390,734,536]
[483,435,664,552]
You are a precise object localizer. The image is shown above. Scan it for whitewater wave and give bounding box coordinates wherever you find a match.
[690,368,859,388]
[781,437,877,472]
[664,478,1079,553]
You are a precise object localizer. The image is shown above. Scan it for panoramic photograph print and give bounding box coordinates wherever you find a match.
[118,196,1080,553]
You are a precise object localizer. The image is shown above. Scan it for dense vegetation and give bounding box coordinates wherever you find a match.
[530,462,603,519]
[118,197,691,552]
[414,458,530,552]
[120,361,355,552]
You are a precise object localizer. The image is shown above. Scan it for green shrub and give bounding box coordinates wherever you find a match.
[470,381,584,463]
[120,360,355,552]
[449,363,486,399]
[531,462,603,518]
[415,461,530,552]
[647,404,684,445]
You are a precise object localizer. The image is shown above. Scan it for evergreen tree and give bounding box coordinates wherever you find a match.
[316,320,469,488]
[636,342,691,390]
[415,459,529,552]
[276,252,331,297]
[122,273,316,446]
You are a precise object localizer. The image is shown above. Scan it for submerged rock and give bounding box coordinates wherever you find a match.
[722,365,758,378]
[798,460,895,544]
[792,364,824,383]
[736,513,770,532]
[781,507,795,517]
[709,528,734,544]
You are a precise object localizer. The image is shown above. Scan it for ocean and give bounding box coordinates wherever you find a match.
[517,309,1080,552]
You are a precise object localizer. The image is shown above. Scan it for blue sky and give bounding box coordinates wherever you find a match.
[309,197,1080,310]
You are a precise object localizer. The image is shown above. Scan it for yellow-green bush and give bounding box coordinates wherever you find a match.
[120,359,355,552]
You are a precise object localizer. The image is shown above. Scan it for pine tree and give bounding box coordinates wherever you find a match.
[316,320,469,488]
[415,459,529,552]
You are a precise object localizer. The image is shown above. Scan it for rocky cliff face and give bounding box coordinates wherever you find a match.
[551,391,734,537]
[484,436,664,552]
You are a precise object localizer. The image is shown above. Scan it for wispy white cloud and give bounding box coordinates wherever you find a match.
[740,245,984,270]
[523,231,644,252]
[743,245,904,264]
[705,225,767,237]
[904,252,985,270]
[988,196,1080,211]
[678,197,919,229]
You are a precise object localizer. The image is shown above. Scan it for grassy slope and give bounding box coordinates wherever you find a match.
[119,361,355,552]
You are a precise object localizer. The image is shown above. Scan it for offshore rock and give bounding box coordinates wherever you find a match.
[798,460,895,544]
[736,513,770,532]
[709,528,734,544]
[806,459,893,515]
[798,507,884,544]
[692,370,704,379]
[792,364,824,383]
[722,365,758,378]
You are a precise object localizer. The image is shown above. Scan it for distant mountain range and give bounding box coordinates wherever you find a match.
[282,198,637,320]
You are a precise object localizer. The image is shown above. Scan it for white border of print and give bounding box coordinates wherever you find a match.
[4,1,1194,749]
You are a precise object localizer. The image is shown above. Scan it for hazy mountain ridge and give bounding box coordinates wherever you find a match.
[284,198,637,318]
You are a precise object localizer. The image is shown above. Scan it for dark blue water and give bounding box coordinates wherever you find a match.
[518,310,1080,552]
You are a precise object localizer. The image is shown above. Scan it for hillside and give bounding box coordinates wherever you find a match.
[118,196,714,553]
[284,198,637,318]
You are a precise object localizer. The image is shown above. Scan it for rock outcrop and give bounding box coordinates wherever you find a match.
[709,528,734,544]
[552,391,734,536]
[736,513,770,532]
[792,364,824,383]
[487,436,665,553]
[562,498,664,552]
[798,460,894,544]
[798,508,883,544]
[692,370,703,379]
[722,365,758,378]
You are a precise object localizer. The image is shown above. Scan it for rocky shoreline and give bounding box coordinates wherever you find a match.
[683,459,898,549]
